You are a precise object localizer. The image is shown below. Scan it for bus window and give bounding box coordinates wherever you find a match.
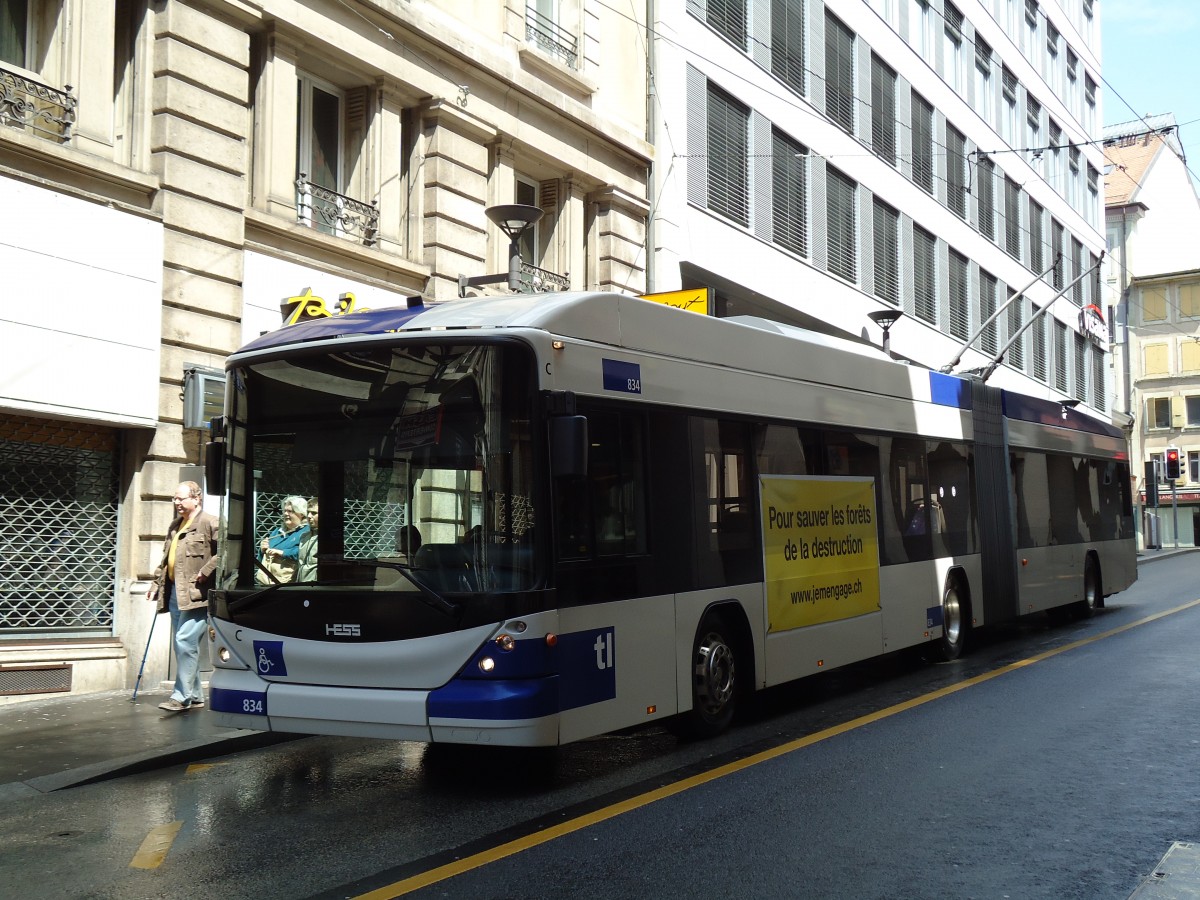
[1046,454,1084,544]
[755,423,816,476]
[1012,451,1052,548]
[928,441,975,557]
[692,417,759,587]
[554,409,647,561]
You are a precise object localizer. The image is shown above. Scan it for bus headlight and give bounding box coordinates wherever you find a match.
[479,656,496,673]
[218,646,231,663]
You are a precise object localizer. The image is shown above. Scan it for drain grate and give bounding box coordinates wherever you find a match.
[0,664,72,696]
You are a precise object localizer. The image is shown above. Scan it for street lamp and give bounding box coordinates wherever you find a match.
[867,309,903,356]
[458,203,544,298]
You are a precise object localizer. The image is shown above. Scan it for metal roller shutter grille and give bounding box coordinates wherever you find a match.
[0,416,118,635]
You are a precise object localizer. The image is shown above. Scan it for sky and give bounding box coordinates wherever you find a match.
[1100,0,1200,174]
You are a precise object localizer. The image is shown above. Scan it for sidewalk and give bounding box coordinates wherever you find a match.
[1137,545,1199,564]
[0,686,296,802]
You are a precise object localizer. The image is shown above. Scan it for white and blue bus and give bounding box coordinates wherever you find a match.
[205,292,1136,745]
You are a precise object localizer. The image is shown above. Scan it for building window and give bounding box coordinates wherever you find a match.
[297,74,343,199]
[1087,165,1099,224]
[772,128,808,256]
[949,249,970,339]
[1001,67,1018,146]
[1004,177,1021,260]
[873,198,900,305]
[772,0,805,95]
[1029,199,1044,274]
[1144,343,1169,377]
[943,3,964,93]
[1024,0,1038,58]
[1069,145,1081,210]
[1051,219,1064,289]
[947,126,967,218]
[1148,397,1171,429]
[1026,95,1041,168]
[527,0,579,68]
[1141,286,1167,322]
[1181,283,1200,318]
[914,225,937,324]
[1092,344,1106,412]
[871,53,897,164]
[1,0,27,68]
[911,92,934,193]
[515,178,542,268]
[974,36,993,124]
[1045,22,1059,91]
[1054,320,1068,392]
[826,166,858,282]
[1182,340,1200,373]
[706,0,747,50]
[977,156,995,241]
[1049,120,1063,197]
[909,0,933,61]
[706,82,749,227]
[1084,74,1097,132]
[1190,451,1200,484]
[1073,333,1087,402]
[1007,290,1024,370]
[825,12,855,134]
[1188,395,1200,426]
[1071,238,1083,305]
[980,270,998,355]
[1030,303,1048,382]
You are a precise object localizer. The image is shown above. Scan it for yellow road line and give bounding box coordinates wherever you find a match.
[355,597,1200,899]
[129,820,183,870]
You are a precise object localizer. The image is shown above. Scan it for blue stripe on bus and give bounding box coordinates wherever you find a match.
[239,303,430,353]
[1002,390,1125,439]
[928,371,972,409]
[211,687,267,716]
[427,677,559,721]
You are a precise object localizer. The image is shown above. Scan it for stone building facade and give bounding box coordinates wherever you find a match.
[0,0,650,701]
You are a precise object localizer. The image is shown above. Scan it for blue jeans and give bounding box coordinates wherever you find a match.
[168,583,208,705]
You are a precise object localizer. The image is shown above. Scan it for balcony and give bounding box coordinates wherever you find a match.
[296,175,378,247]
[526,7,578,69]
[0,66,75,143]
[519,261,570,293]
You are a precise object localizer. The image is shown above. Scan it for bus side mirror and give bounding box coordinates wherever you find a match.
[550,415,587,479]
[204,440,226,497]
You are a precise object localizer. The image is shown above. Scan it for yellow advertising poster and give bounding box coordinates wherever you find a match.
[760,475,881,632]
[637,288,712,315]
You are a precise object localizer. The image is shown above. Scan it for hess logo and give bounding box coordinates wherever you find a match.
[325,623,362,637]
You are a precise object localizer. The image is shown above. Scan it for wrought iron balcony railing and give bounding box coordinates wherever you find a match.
[0,66,75,143]
[519,261,570,293]
[526,7,578,69]
[296,175,379,247]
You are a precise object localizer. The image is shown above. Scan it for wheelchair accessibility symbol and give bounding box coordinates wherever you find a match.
[252,640,287,677]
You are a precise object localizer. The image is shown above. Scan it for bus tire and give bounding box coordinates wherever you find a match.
[934,576,968,662]
[673,612,738,739]
[1074,555,1101,619]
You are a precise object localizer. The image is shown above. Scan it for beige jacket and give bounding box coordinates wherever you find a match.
[151,512,219,612]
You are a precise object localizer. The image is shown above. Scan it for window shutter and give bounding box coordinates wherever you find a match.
[979,270,998,354]
[1054,320,1069,390]
[913,225,937,324]
[1004,178,1021,259]
[826,165,858,282]
[772,0,805,94]
[949,250,970,339]
[1073,333,1087,401]
[1007,289,1024,370]
[1028,199,1044,273]
[772,128,808,256]
[706,81,749,226]
[977,157,995,240]
[873,198,900,305]
[825,12,855,134]
[871,54,897,163]
[686,66,708,208]
[1030,304,1048,382]
[947,126,967,217]
[911,93,933,192]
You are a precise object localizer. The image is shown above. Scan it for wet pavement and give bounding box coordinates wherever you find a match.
[0,547,1192,803]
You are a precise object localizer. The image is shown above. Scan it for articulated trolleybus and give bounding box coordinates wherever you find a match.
[205,292,1136,746]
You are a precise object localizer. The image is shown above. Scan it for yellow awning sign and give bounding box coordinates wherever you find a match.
[637,288,712,315]
[760,475,881,632]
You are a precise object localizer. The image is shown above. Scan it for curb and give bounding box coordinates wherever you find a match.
[1137,547,1200,564]
[0,731,302,801]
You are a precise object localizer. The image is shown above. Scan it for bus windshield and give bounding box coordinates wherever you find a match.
[220,341,540,599]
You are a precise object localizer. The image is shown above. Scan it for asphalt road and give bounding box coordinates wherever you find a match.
[3,554,1197,900]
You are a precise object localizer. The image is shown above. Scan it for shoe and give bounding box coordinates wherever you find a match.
[189,698,205,708]
[158,698,189,713]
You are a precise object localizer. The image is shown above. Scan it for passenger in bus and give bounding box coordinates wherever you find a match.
[395,524,422,560]
[297,498,319,582]
[257,495,309,584]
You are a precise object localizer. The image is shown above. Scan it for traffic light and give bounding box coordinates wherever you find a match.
[1165,447,1182,481]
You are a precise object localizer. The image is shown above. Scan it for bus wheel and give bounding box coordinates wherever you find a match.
[675,614,738,738]
[934,578,968,662]
[1075,556,1101,619]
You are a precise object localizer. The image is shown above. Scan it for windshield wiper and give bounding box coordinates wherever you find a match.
[361,560,461,617]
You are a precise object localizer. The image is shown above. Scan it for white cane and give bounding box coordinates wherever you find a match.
[131,611,158,701]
